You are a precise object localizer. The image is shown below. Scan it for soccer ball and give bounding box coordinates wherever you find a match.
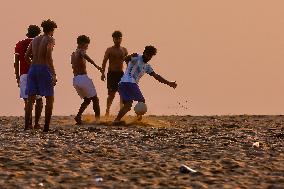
[134,102,147,115]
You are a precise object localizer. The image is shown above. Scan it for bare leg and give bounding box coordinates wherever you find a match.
[92,96,100,121]
[24,96,36,130]
[34,98,43,129]
[24,98,33,127]
[114,101,133,122]
[75,98,91,125]
[119,96,123,109]
[106,91,116,116]
[43,96,54,132]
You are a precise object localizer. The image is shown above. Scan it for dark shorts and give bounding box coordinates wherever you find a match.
[107,71,124,94]
[26,64,54,97]
[118,82,145,103]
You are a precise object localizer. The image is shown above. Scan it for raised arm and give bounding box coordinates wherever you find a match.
[149,72,177,89]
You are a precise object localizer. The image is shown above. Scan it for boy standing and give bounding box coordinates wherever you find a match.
[114,46,177,124]
[14,25,43,129]
[71,35,102,124]
[24,19,57,132]
[101,31,128,116]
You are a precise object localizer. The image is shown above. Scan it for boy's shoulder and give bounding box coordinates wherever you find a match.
[108,46,115,51]
[122,46,128,51]
[72,49,86,57]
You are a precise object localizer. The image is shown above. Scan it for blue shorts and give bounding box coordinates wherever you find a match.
[26,64,54,97]
[118,82,145,103]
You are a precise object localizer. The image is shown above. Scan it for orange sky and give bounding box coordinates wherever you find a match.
[1,0,284,116]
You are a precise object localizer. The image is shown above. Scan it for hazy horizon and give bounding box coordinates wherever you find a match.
[1,0,284,116]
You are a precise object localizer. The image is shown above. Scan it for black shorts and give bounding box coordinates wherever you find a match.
[107,71,124,94]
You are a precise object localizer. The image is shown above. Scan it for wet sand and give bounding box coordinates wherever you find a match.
[0,115,283,189]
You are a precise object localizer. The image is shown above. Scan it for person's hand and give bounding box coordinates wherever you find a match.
[101,73,106,81]
[169,81,177,89]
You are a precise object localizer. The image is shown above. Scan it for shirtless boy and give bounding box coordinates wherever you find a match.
[24,19,57,132]
[72,35,102,124]
[114,46,177,124]
[101,31,128,116]
[14,25,43,129]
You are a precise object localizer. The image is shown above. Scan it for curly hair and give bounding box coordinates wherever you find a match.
[144,45,157,56]
[112,30,122,38]
[77,35,90,45]
[26,25,41,38]
[41,19,57,33]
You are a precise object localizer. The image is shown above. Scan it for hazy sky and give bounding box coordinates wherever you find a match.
[1,0,284,116]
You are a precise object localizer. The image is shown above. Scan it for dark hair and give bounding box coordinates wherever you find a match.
[26,25,41,38]
[112,30,122,38]
[144,45,157,56]
[41,19,57,33]
[77,35,90,45]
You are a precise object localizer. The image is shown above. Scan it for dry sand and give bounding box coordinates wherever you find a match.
[0,115,283,189]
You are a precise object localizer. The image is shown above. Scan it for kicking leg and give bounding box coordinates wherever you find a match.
[114,101,133,122]
[34,98,43,129]
[75,98,91,125]
[43,96,54,132]
[119,96,124,109]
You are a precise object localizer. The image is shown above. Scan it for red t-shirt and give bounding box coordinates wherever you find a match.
[15,38,33,75]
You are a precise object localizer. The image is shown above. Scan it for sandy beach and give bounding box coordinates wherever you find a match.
[0,115,283,189]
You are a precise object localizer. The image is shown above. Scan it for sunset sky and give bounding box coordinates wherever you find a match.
[1,0,284,116]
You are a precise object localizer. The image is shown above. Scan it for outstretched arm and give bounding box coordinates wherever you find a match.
[149,72,177,89]
[14,54,20,87]
[82,52,102,73]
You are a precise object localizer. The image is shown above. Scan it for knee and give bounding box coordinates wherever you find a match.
[92,96,99,103]
[45,96,54,108]
[83,98,92,105]
[108,92,116,98]
[36,98,43,106]
[124,102,133,111]
[28,96,36,104]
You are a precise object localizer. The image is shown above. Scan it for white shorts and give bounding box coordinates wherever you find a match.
[20,74,28,99]
[73,75,97,98]
[20,74,42,99]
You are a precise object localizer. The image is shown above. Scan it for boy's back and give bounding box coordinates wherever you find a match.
[71,49,87,76]
[31,35,54,65]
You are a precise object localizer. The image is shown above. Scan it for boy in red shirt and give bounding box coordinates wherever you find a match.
[14,25,43,129]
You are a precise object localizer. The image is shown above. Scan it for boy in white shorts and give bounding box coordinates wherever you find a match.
[71,35,102,124]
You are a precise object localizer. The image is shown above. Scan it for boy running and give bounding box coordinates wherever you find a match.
[101,31,128,116]
[114,46,177,124]
[14,25,43,129]
[71,35,102,124]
